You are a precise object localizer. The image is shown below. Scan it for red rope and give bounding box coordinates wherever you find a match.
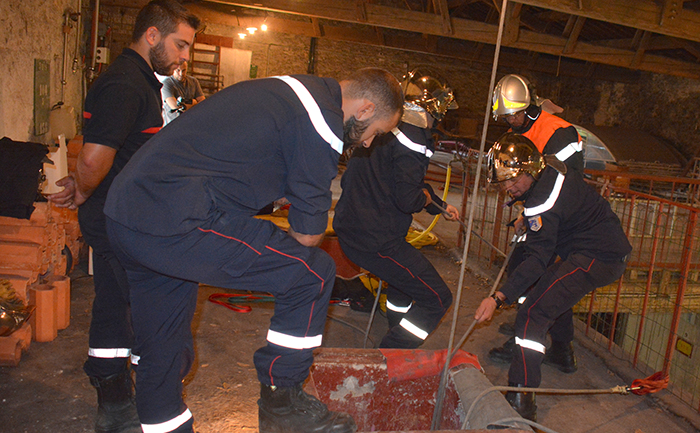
[629,371,669,395]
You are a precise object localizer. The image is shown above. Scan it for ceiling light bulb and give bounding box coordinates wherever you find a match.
[247,27,257,34]
[261,23,268,31]
[238,33,247,39]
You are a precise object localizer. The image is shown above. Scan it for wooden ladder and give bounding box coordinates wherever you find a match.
[190,43,224,96]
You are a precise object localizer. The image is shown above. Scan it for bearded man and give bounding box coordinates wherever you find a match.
[47,2,200,432]
[101,68,403,433]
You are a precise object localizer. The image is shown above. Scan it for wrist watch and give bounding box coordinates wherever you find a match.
[491,293,505,310]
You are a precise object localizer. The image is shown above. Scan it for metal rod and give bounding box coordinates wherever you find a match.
[363,280,383,349]
[448,242,516,361]
[431,0,510,428]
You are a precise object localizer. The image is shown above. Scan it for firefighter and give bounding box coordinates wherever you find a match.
[492,74,583,172]
[474,133,631,422]
[489,74,585,370]
[334,68,459,348]
[103,68,403,433]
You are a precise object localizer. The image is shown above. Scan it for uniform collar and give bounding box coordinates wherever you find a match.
[122,47,163,90]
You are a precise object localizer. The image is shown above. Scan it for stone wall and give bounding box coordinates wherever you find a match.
[6,1,700,161]
[0,0,84,144]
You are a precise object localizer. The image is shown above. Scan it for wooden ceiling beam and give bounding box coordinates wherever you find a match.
[433,0,454,34]
[190,2,700,78]
[503,2,522,45]
[681,41,700,61]
[563,15,586,54]
[631,30,651,68]
[659,0,682,27]
[512,0,700,43]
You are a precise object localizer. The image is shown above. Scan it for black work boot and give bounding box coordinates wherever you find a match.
[90,369,141,433]
[488,337,515,364]
[258,384,357,433]
[505,383,537,422]
[543,340,578,373]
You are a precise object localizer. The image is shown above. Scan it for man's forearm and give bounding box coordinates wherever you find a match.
[73,142,117,204]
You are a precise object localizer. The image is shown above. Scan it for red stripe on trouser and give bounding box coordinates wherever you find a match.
[269,355,282,387]
[377,252,445,309]
[265,245,326,335]
[520,258,595,384]
[197,228,262,254]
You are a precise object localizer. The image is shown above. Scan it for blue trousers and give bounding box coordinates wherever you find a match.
[106,214,335,429]
[339,238,452,348]
[79,198,133,378]
[510,253,627,387]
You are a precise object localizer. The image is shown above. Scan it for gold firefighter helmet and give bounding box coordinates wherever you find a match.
[401,68,457,125]
[487,132,546,183]
[492,74,534,120]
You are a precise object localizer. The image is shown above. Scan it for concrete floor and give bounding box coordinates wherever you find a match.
[1,176,699,433]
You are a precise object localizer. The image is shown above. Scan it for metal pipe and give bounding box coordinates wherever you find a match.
[431,0,510,429]
[633,202,664,368]
[89,0,100,78]
[72,0,82,74]
[662,211,697,377]
[608,192,636,351]
[60,11,70,102]
[307,37,317,75]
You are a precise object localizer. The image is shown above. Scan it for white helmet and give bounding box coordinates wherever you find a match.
[492,74,534,120]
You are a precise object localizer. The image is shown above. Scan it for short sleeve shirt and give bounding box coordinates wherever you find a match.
[82,48,163,204]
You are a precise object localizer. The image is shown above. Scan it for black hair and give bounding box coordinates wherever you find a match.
[132,0,201,42]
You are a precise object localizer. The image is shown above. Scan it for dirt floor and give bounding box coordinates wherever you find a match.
[2,179,700,433]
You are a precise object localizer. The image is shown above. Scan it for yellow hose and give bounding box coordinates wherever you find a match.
[408,164,452,247]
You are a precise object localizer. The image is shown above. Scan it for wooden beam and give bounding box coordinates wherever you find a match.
[562,14,577,38]
[562,15,585,54]
[512,0,700,44]
[190,2,700,78]
[311,17,323,38]
[503,2,522,45]
[682,41,700,62]
[631,31,651,68]
[375,26,386,46]
[433,0,454,35]
[355,0,367,22]
[659,0,682,27]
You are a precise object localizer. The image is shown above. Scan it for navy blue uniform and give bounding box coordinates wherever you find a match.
[502,165,631,387]
[334,122,453,348]
[80,48,163,378]
[507,106,584,342]
[104,75,344,432]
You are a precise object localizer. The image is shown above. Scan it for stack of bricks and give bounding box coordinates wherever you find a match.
[0,175,83,365]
